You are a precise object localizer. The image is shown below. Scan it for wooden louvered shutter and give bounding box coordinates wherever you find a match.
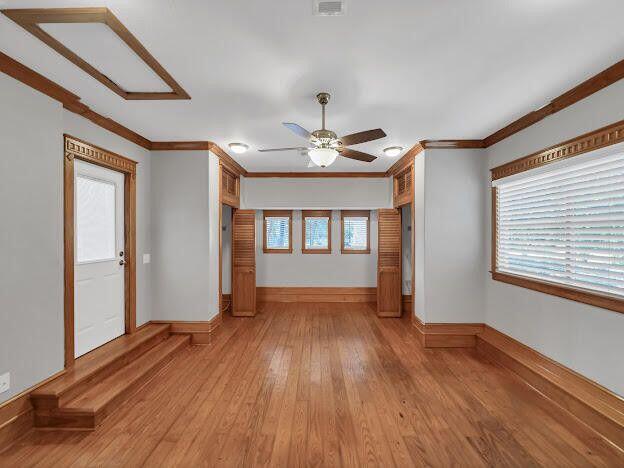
[220,165,240,207]
[377,209,402,317]
[232,209,256,316]
[393,167,413,207]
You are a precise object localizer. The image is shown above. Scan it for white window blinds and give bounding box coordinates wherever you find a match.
[265,216,290,249]
[343,216,368,250]
[494,152,624,298]
[305,217,329,249]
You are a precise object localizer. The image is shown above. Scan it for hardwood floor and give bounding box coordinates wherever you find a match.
[1,302,622,466]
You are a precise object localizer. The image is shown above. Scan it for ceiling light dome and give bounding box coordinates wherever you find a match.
[383,146,403,157]
[228,142,249,154]
[308,148,338,168]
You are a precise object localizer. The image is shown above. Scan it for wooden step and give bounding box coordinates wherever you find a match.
[32,324,170,410]
[35,334,190,430]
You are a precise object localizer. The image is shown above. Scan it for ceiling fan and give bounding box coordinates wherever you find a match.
[259,92,387,167]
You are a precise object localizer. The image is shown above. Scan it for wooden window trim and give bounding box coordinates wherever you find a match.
[490,120,624,315]
[302,210,332,254]
[263,210,293,254]
[341,210,371,254]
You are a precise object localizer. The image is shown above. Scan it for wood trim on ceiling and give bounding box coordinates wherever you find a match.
[385,143,423,176]
[490,118,624,180]
[2,7,190,100]
[420,139,485,149]
[244,172,386,178]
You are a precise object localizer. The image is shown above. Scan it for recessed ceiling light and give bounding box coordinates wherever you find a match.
[228,142,249,154]
[383,146,403,157]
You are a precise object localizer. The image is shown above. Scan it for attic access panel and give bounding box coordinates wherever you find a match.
[2,7,190,100]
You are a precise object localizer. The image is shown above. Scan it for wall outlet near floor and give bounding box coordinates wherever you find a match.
[0,372,10,394]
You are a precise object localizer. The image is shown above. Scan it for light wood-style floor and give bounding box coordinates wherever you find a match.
[2,303,622,467]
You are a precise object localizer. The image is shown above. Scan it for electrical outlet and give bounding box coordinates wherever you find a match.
[0,372,10,394]
[143,253,151,264]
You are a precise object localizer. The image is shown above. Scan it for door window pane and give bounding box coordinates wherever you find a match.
[76,176,116,262]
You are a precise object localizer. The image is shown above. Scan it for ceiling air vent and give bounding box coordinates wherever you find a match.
[314,0,345,16]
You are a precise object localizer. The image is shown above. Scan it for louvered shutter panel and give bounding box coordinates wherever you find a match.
[377,209,402,316]
[494,153,624,298]
[232,210,256,316]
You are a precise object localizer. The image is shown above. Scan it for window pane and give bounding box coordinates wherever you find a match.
[305,217,329,249]
[266,216,290,249]
[76,176,116,262]
[495,152,624,298]
[344,216,368,250]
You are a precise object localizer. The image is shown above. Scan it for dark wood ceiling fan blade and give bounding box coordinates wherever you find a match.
[339,128,386,146]
[339,148,377,162]
[283,122,312,140]
[258,147,309,152]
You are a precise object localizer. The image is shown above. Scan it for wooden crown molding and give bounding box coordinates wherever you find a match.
[385,143,424,176]
[2,7,190,100]
[420,139,485,149]
[64,134,137,174]
[490,118,624,180]
[244,172,386,178]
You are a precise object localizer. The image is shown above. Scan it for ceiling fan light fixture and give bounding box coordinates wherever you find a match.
[228,142,249,154]
[308,147,338,168]
[383,146,403,157]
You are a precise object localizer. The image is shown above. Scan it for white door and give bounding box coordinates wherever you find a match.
[74,160,125,357]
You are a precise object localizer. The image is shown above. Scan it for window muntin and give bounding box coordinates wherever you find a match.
[302,210,332,253]
[341,210,370,253]
[494,152,624,299]
[263,210,292,253]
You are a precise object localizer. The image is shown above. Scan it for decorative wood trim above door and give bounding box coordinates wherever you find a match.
[490,118,624,180]
[64,135,137,368]
[2,8,190,100]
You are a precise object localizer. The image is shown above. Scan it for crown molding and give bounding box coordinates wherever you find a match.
[244,172,386,178]
[385,143,424,176]
[420,139,485,149]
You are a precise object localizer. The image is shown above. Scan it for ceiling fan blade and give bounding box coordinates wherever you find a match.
[283,122,312,140]
[258,146,309,152]
[339,128,387,146]
[339,148,377,163]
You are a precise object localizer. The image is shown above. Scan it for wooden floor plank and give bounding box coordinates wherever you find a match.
[1,303,622,467]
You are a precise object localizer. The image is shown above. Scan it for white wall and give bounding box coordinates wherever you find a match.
[0,74,64,403]
[150,151,220,321]
[413,149,487,323]
[242,177,392,209]
[256,210,378,287]
[63,111,152,327]
[0,75,153,403]
[485,79,624,396]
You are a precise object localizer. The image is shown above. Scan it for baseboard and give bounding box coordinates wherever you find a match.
[402,294,412,314]
[257,287,376,303]
[477,325,624,450]
[412,316,483,348]
[151,314,222,345]
[0,369,66,453]
[221,294,231,314]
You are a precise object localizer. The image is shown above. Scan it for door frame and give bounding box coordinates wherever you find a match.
[218,161,239,319]
[393,161,415,321]
[63,135,137,368]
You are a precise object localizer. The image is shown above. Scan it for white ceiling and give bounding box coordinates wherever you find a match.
[1,0,624,172]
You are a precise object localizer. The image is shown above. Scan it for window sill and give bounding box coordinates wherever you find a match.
[302,249,331,254]
[263,248,292,254]
[491,271,624,315]
[341,249,371,254]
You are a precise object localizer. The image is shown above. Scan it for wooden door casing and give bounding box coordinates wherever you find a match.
[377,208,402,317]
[232,210,256,316]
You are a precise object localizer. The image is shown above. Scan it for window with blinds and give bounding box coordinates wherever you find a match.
[303,210,332,253]
[342,210,370,253]
[494,152,624,299]
[263,210,292,252]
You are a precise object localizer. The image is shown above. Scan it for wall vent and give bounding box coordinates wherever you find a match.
[314,0,345,16]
